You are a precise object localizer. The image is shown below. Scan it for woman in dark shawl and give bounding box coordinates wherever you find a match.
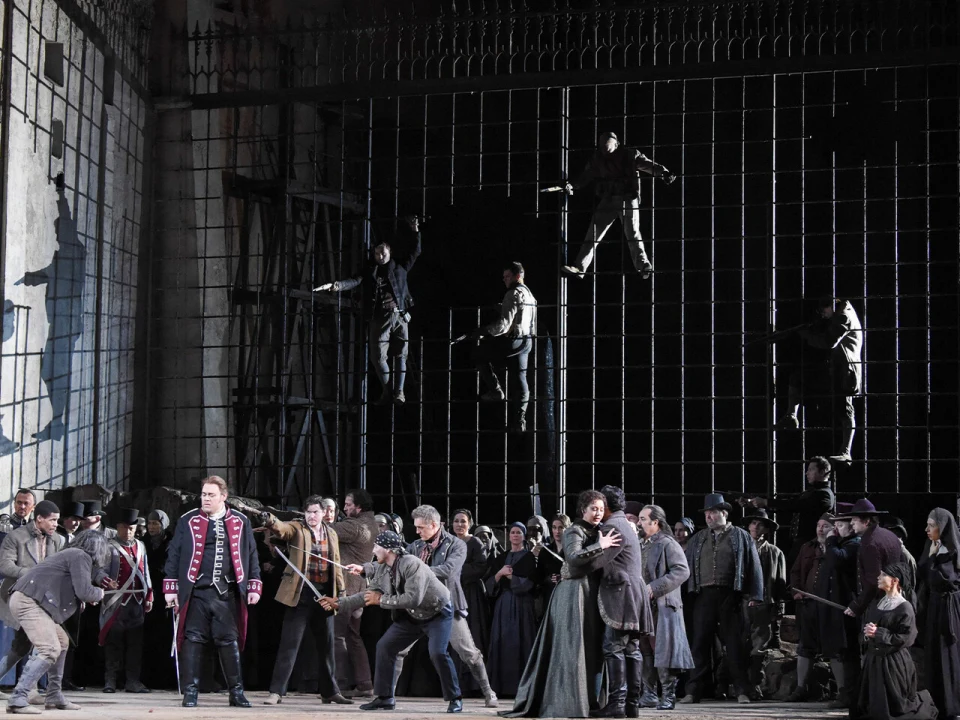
[503,490,621,718]
[452,509,492,693]
[485,523,539,697]
[857,563,938,720]
[917,508,960,719]
[142,510,176,688]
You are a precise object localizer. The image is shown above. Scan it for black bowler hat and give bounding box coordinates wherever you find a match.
[62,502,85,520]
[700,493,733,513]
[82,500,103,518]
[113,508,139,526]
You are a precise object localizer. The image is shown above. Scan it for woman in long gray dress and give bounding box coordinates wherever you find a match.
[502,490,622,718]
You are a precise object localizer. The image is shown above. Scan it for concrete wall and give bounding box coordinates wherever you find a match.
[0,0,150,508]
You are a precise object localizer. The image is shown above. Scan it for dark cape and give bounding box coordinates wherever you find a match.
[460,535,492,694]
[485,548,538,697]
[818,533,861,658]
[857,597,938,720]
[502,521,606,718]
[917,508,960,717]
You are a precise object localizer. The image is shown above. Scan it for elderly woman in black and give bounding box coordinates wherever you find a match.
[917,508,960,719]
[451,510,491,655]
[7,530,110,714]
[857,563,938,720]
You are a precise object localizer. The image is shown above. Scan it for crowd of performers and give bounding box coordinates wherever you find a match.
[0,473,955,720]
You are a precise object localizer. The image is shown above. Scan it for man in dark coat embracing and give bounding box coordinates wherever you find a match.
[592,485,655,718]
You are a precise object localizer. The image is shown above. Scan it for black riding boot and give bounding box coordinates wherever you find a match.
[218,642,251,708]
[591,657,626,718]
[657,668,679,710]
[180,641,203,707]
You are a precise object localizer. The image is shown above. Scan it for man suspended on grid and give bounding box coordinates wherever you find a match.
[315,216,420,406]
[472,262,537,433]
[561,132,676,280]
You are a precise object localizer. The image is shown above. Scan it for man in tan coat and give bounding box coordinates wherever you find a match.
[261,495,350,705]
[330,488,378,697]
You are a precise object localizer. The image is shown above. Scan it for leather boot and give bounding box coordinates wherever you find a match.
[590,657,626,718]
[8,654,53,710]
[509,402,528,433]
[657,668,678,710]
[638,654,659,709]
[217,642,251,708]
[180,641,203,707]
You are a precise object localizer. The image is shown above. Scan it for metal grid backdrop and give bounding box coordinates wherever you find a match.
[179,1,960,532]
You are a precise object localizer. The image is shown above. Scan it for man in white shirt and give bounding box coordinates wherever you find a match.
[472,262,537,432]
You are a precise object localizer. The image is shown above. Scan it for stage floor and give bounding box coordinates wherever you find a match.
[37,691,849,719]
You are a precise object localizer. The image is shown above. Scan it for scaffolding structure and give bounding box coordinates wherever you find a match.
[158,0,960,532]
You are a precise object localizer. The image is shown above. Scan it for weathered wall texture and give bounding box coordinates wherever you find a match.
[0,0,150,508]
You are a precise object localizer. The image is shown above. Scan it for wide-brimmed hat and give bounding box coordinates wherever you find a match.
[833,498,887,519]
[743,507,779,533]
[61,502,85,521]
[701,493,733,513]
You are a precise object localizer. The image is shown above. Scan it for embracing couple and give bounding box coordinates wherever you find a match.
[504,485,654,719]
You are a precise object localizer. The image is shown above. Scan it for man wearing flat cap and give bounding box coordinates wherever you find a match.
[680,493,763,705]
[328,531,463,713]
[742,509,787,698]
[561,132,676,281]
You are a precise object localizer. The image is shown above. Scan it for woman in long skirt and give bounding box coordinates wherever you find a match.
[917,508,960,719]
[502,490,622,718]
[486,523,539,698]
[857,563,938,720]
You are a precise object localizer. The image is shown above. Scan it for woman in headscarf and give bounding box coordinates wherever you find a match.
[142,510,176,689]
[857,562,938,720]
[451,510,492,671]
[475,526,503,562]
[917,508,960,719]
[503,490,621,718]
[485,523,539,697]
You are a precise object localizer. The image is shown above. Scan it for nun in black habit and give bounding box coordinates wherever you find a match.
[485,522,538,697]
[917,508,960,719]
[857,562,938,720]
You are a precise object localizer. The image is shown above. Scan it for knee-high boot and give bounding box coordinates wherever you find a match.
[217,642,251,708]
[180,641,203,707]
[591,657,626,718]
[638,653,659,709]
[656,668,679,711]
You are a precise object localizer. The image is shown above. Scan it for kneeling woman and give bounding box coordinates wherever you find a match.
[857,562,938,720]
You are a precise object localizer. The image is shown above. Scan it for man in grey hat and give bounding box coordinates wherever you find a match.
[680,494,763,705]
[560,132,675,280]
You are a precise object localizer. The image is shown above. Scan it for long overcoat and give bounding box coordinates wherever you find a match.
[641,531,694,669]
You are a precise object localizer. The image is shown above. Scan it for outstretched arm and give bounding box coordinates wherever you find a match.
[635,151,675,183]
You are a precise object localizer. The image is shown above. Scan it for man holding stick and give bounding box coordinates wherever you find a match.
[259,497,351,705]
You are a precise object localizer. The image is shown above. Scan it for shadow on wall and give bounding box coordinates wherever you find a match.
[7,177,85,447]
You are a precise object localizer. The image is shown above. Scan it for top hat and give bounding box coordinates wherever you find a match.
[82,500,103,518]
[701,493,733,513]
[62,502,85,520]
[833,498,887,519]
[624,501,643,518]
[743,507,780,533]
[113,508,139,526]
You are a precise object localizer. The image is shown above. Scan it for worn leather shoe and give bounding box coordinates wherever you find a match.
[447,698,463,714]
[228,689,252,708]
[61,682,83,693]
[678,694,699,704]
[343,685,374,699]
[263,693,281,705]
[44,699,81,711]
[360,697,395,711]
[322,694,354,705]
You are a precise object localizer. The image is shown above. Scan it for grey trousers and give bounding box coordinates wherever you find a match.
[575,196,647,272]
[334,606,372,689]
[394,614,491,693]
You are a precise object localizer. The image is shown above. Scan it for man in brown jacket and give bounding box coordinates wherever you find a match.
[261,495,350,705]
[330,488,378,697]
